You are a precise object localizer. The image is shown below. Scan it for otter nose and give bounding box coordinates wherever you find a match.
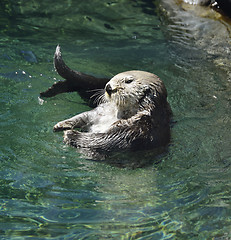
[105,84,113,96]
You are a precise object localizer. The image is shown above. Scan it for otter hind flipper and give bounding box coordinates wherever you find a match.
[40,45,110,101]
[40,79,74,97]
[54,45,82,82]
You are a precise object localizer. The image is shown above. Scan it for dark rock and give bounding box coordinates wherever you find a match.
[214,0,231,18]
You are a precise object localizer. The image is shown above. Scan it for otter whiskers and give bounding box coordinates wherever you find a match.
[89,89,107,106]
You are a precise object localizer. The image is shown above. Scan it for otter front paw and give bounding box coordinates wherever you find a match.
[53,121,73,132]
[63,130,80,147]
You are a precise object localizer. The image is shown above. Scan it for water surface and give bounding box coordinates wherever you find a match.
[0,0,231,239]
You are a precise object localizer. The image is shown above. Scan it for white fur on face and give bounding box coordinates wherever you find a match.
[105,75,148,112]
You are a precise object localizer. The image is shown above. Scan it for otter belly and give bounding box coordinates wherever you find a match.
[89,104,118,133]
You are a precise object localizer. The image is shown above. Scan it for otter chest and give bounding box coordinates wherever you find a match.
[89,105,118,133]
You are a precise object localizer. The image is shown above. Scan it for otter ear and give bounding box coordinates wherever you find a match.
[144,86,157,101]
[138,87,155,108]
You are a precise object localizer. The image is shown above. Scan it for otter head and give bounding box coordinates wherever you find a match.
[104,70,167,118]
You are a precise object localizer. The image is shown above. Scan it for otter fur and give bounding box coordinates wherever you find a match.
[41,46,172,159]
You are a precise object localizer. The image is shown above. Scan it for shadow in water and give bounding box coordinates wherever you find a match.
[86,146,170,169]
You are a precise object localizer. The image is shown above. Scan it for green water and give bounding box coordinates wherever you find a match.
[0,0,231,239]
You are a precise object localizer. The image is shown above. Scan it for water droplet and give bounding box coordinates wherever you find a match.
[38,97,45,105]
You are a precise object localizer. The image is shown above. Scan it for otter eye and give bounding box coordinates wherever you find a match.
[125,77,134,84]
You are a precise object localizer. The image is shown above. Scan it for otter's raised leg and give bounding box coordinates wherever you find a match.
[40,45,110,102]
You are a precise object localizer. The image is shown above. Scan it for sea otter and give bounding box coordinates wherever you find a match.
[40,46,172,159]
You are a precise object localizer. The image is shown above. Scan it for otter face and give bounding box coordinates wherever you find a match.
[105,71,156,113]
[104,70,167,118]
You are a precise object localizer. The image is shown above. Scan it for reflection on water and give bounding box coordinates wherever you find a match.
[0,0,231,239]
